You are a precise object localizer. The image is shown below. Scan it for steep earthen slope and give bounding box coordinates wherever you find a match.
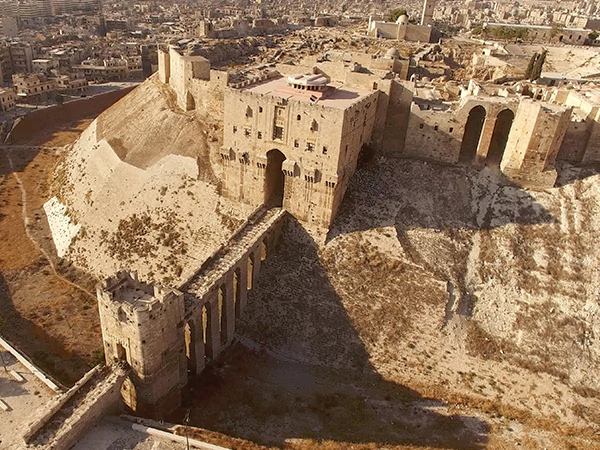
[54,78,253,285]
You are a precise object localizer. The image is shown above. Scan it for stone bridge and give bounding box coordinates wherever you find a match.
[97,207,288,415]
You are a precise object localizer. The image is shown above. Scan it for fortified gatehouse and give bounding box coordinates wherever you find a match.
[98,43,586,416]
[220,71,379,229]
[98,208,286,416]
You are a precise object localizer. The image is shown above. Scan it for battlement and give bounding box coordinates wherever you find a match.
[97,270,183,321]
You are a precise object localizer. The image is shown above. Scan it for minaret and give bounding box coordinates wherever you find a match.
[421,0,436,26]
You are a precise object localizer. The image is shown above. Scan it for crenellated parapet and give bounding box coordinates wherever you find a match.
[97,270,187,417]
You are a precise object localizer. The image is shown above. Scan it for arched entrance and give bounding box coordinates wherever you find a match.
[218,284,227,345]
[186,91,195,111]
[486,109,515,166]
[264,149,286,207]
[459,106,486,164]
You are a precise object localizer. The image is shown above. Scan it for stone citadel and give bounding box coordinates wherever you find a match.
[90,33,600,416]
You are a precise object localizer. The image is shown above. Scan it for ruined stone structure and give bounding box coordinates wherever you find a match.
[99,208,286,416]
[400,92,571,188]
[97,39,588,416]
[367,0,438,43]
[220,73,379,228]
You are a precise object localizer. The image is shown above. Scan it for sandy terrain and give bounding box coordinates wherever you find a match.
[174,157,600,449]
[0,350,56,450]
[0,92,133,386]
[57,79,255,286]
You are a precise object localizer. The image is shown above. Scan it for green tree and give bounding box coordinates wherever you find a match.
[389,8,408,22]
[524,52,538,79]
[530,49,547,80]
[549,22,564,40]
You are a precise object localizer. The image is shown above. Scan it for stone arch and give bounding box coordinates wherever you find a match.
[487,109,515,166]
[247,253,255,291]
[233,267,242,318]
[184,321,197,376]
[264,149,286,207]
[186,91,195,111]
[261,240,268,261]
[121,377,137,412]
[459,105,486,164]
[202,303,213,361]
[218,283,228,345]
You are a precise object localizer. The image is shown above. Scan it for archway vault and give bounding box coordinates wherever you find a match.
[486,109,515,166]
[264,149,286,207]
[459,105,486,165]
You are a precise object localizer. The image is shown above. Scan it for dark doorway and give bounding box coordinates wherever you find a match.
[202,304,213,361]
[459,106,486,164]
[116,342,127,362]
[264,149,286,207]
[486,109,515,166]
[234,268,241,318]
[218,284,228,345]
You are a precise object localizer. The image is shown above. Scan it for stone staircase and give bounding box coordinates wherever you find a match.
[182,207,286,300]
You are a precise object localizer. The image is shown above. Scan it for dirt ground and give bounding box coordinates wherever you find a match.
[0,91,132,386]
[170,157,600,450]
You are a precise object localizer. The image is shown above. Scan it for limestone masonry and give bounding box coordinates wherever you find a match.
[95,39,598,415]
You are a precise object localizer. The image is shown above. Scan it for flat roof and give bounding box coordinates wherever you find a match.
[485,22,587,31]
[242,76,374,109]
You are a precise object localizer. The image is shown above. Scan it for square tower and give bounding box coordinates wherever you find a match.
[97,271,187,417]
[220,71,380,229]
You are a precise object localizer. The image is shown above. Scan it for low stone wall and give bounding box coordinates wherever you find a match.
[25,364,128,450]
[23,365,100,442]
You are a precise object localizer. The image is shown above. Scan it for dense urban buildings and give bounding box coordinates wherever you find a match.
[2,0,600,449]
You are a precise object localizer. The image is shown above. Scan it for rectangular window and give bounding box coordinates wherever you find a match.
[322,146,328,155]
[294,139,299,148]
[306,142,314,152]
[233,126,237,133]
[273,126,284,140]
[257,131,262,139]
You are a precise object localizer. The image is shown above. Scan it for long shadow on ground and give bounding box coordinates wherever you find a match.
[172,219,490,449]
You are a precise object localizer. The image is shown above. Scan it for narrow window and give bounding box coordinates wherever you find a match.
[294,139,299,148]
[257,131,262,139]
[322,146,328,155]
[419,123,424,129]
[297,114,301,121]
[233,126,237,133]
[434,125,438,131]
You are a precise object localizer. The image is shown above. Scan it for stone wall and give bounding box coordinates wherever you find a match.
[220,83,379,228]
[158,47,228,116]
[501,99,571,188]
[25,365,128,450]
[98,273,187,416]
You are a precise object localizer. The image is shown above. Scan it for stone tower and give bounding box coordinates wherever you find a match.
[421,0,436,26]
[500,99,571,189]
[97,271,187,417]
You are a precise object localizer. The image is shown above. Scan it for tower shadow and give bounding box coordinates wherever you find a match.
[172,218,490,449]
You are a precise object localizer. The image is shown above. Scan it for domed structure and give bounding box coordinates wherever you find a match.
[385,47,400,60]
[396,14,408,25]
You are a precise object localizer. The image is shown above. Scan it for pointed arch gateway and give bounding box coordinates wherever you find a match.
[459,105,486,164]
[265,149,286,207]
[487,109,515,166]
